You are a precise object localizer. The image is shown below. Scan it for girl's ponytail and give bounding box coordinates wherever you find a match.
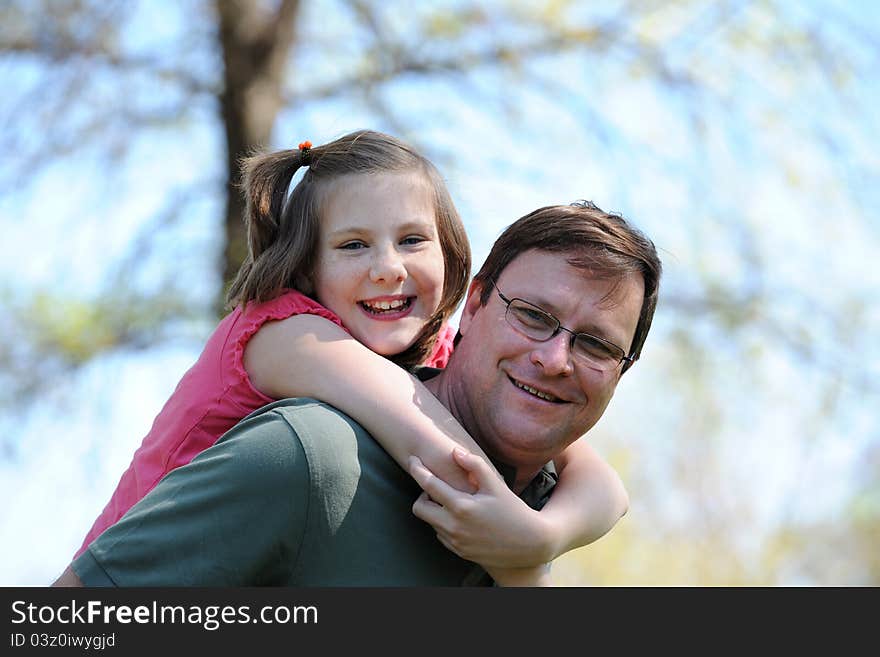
[242,148,302,255]
[225,147,310,309]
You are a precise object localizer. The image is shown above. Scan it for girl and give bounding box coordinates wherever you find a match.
[75,130,627,574]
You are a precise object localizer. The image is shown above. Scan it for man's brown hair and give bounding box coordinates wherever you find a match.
[472,201,661,372]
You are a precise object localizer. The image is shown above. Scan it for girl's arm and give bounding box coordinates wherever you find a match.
[487,564,554,587]
[246,314,627,566]
[245,313,493,493]
[541,437,629,556]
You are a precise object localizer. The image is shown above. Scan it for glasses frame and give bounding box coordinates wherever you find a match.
[493,283,635,372]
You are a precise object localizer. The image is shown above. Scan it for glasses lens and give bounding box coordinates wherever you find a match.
[507,300,556,339]
[572,334,624,371]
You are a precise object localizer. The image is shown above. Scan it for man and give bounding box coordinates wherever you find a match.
[53,201,661,586]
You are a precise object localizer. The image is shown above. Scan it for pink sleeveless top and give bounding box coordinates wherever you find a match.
[75,289,455,557]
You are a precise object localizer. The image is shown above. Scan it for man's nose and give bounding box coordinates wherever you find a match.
[370,245,407,284]
[528,331,574,377]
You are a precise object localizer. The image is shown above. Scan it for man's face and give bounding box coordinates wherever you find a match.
[451,249,644,471]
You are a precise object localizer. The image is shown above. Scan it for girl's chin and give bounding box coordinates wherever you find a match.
[366,343,416,357]
[358,335,420,357]
[347,318,425,355]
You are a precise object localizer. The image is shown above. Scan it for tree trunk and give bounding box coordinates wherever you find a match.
[215,0,301,314]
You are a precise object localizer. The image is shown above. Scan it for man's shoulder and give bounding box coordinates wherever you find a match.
[229,397,389,475]
[234,397,366,436]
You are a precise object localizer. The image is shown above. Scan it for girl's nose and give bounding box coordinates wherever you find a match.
[370,246,407,284]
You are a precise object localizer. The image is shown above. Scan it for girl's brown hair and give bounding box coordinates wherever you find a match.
[226,130,471,368]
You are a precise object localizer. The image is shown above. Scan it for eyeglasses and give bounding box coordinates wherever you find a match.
[493,284,634,373]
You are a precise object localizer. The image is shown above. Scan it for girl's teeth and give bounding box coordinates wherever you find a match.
[363,299,408,312]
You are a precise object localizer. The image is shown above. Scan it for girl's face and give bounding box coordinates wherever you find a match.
[312,171,445,356]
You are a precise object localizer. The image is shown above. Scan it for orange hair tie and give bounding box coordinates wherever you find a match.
[298,140,313,166]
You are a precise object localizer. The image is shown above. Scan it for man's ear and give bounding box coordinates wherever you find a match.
[458,279,485,337]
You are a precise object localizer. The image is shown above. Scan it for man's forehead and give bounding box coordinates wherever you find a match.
[498,249,635,301]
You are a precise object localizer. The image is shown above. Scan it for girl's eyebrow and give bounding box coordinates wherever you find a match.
[328,220,436,236]
[326,226,366,237]
[401,220,437,235]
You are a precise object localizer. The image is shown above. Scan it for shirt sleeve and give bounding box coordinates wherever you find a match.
[227,289,348,402]
[423,323,456,368]
[73,410,311,586]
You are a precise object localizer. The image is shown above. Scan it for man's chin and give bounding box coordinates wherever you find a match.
[485,423,561,465]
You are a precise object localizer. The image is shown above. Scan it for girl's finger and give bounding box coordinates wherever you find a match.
[412,491,451,532]
[434,532,464,559]
[408,456,464,507]
[450,448,504,493]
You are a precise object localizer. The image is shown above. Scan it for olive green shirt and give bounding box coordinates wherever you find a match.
[74,398,556,586]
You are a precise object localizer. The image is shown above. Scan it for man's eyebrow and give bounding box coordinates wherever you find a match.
[514,293,566,318]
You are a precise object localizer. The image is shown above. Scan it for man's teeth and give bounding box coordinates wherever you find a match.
[513,380,558,402]
[363,298,409,312]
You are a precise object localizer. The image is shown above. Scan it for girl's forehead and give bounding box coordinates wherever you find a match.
[320,171,438,230]
[321,169,430,204]
[323,168,432,193]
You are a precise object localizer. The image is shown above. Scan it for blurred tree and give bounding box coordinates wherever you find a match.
[1,0,875,379]
[1,0,877,583]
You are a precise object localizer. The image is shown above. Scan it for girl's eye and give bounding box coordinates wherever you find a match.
[339,241,367,250]
[401,235,427,246]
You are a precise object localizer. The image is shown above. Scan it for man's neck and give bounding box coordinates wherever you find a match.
[421,368,541,494]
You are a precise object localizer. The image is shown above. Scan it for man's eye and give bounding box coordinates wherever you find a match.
[575,336,618,360]
[514,306,553,328]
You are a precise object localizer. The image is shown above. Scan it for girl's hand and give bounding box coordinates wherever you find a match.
[409,449,560,568]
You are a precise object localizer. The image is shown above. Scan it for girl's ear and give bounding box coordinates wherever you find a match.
[457,279,485,336]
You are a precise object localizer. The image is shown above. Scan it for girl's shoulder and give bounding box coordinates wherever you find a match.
[239,289,345,329]
[222,290,349,401]
[226,290,348,381]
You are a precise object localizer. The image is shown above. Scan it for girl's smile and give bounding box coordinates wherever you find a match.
[358,294,415,319]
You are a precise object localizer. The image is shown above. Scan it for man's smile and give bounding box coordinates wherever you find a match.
[507,375,567,404]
